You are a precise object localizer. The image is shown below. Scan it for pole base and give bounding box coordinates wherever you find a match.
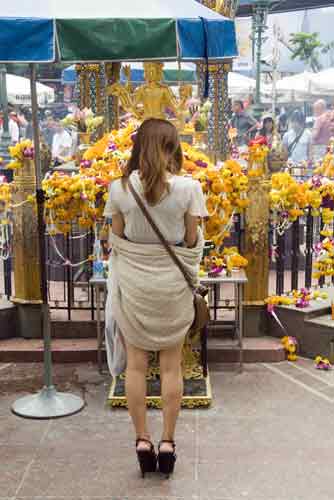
[11,386,85,419]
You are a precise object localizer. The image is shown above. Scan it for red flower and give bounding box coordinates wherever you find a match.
[248,136,268,147]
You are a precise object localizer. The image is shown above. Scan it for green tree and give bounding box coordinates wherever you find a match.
[288,32,323,72]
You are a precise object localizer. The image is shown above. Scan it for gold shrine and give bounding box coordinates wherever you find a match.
[107,62,192,128]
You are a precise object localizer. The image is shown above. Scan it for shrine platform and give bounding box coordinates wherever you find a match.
[0,336,284,364]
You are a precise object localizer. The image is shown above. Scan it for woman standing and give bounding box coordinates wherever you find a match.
[256,115,279,148]
[104,119,207,477]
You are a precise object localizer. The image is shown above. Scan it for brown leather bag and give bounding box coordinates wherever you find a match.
[128,179,210,334]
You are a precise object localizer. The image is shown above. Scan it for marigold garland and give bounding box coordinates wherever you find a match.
[43,122,250,249]
[8,140,34,170]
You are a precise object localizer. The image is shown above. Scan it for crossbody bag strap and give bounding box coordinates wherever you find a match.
[127,178,195,292]
[288,128,304,155]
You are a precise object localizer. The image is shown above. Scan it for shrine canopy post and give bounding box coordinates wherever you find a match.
[237,0,334,15]
[0,1,85,420]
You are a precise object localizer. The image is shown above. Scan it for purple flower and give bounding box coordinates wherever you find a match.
[311,176,322,188]
[314,242,323,254]
[80,160,91,168]
[281,211,289,219]
[23,147,34,159]
[108,143,117,152]
[322,195,334,210]
[296,298,309,308]
[131,133,137,142]
[195,160,208,168]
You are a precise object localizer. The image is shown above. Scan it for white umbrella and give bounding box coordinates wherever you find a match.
[270,71,314,101]
[228,72,256,96]
[6,73,55,106]
[309,68,334,96]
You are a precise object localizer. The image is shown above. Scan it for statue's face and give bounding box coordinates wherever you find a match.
[180,85,192,99]
[144,63,163,82]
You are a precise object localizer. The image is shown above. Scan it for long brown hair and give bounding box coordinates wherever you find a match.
[123,119,183,205]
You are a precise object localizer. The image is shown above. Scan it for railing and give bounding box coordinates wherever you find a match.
[46,226,95,320]
[0,212,329,315]
[0,258,12,300]
[272,212,325,296]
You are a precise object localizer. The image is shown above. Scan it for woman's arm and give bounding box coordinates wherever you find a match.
[184,213,198,248]
[111,212,125,238]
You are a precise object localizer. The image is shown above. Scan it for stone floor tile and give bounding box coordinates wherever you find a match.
[0,445,36,497]
[38,410,196,460]
[204,366,334,418]
[197,414,334,460]
[0,415,50,446]
[18,456,198,498]
[78,497,200,500]
[198,457,333,500]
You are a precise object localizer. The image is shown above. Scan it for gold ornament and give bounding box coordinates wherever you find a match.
[106,62,188,124]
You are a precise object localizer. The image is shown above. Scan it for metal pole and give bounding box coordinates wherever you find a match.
[0,65,11,170]
[255,7,263,107]
[253,0,272,120]
[12,64,85,419]
[272,23,281,117]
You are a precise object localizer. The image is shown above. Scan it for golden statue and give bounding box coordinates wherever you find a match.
[106,62,189,124]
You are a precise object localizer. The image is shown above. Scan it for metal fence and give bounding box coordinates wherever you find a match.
[0,212,328,316]
[46,227,96,320]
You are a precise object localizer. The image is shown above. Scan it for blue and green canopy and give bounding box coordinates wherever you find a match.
[0,0,238,63]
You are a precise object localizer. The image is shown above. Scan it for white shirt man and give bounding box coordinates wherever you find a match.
[9,118,19,143]
[52,127,73,160]
[0,117,19,143]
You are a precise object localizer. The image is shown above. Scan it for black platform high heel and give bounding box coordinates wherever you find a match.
[158,440,177,478]
[136,438,157,477]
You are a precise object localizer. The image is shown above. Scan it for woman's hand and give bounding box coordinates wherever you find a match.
[184,213,198,248]
[111,212,125,238]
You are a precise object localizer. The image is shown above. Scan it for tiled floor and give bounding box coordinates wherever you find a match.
[1,359,334,500]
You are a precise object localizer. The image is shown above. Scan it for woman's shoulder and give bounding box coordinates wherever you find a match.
[109,178,122,193]
[172,175,200,191]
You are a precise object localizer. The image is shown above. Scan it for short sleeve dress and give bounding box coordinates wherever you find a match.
[104,171,208,244]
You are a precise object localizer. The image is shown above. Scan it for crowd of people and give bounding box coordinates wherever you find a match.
[1,96,334,169]
[0,105,76,163]
[230,97,334,165]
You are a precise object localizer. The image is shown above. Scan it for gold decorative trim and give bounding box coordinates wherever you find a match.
[243,300,266,306]
[108,373,212,410]
[11,297,43,305]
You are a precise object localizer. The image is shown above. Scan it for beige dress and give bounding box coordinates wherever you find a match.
[104,171,207,351]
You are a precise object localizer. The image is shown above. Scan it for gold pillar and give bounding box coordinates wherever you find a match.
[76,64,104,114]
[12,160,42,304]
[196,0,238,161]
[244,179,270,303]
[105,63,121,130]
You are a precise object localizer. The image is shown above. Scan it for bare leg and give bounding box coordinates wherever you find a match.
[159,341,184,452]
[125,341,150,450]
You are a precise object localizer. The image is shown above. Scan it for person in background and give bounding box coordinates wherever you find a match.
[243,94,255,116]
[22,109,34,140]
[278,109,288,137]
[230,100,257,146]
[8,111,20,143]
[312,99,332,161]
[42,111,56,149]
[51,122,72,162]
[283,110,312,164]
[256,115,279,148]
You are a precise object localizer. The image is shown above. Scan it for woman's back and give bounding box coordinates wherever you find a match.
[104,170,207,244]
